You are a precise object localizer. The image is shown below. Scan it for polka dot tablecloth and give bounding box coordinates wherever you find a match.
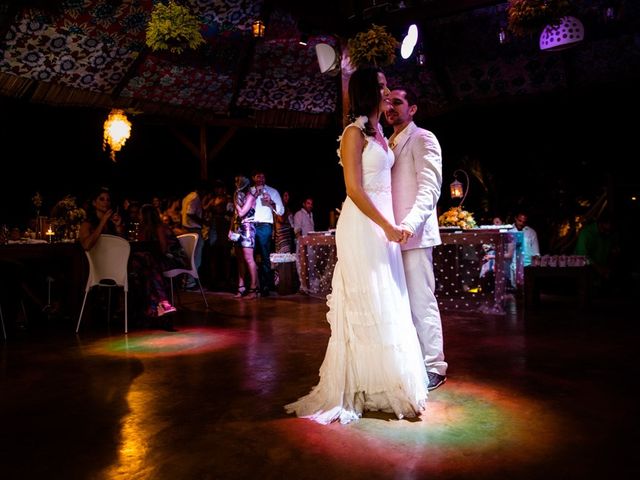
[297,229,523,314]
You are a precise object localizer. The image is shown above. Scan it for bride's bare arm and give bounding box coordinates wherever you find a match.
[340,126,403,242]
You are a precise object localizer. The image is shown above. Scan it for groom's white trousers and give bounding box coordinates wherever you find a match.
[402,247,448,376]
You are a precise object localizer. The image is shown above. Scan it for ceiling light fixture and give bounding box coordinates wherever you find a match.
[401,24,418,59]
[539,16,584,51]
[252,19,265,38]
[103,109,131,162]
[315,43,340,75]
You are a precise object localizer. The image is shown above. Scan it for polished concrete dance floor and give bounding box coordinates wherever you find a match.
[1,291,637,479]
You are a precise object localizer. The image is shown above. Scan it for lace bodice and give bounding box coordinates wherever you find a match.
[337,116,394,197]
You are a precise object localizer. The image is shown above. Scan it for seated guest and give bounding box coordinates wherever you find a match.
[78,187,126,251]
[139,204,189,272]
[78,187,177,330]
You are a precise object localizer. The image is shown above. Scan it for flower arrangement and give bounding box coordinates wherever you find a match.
[145,1,205,54]
[347,24,399,69]
[438,207,477,229]
[50,195,86,239]
[507,0,573,36]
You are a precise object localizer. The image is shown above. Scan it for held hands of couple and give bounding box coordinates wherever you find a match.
[399,229,413,244]
[384,224,413,244]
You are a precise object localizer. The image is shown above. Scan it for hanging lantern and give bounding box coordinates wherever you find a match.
[449,169,470,207]
[103,109,131,161]
[450,179,464,199]
[252,19,265,38]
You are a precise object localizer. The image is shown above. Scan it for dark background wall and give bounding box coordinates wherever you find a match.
[1,80,638,264]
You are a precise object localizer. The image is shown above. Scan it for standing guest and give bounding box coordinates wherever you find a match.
[574,212,620,290]
[275,191,295,254]
[491,215,516,288]
[205,180,234,290]
[250,169,284,296]
[509,210,540,289]
[385,87,448,391]
[181,181,211,289]
[285,67,427,424]
[231,176,259,299]
[161,197,187,236]
[511,211,540,266]
[293,197,315,240]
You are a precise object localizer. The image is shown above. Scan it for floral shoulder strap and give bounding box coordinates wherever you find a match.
[336,115,369,165]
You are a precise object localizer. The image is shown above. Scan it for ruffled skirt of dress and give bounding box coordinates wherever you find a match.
[285,196,428,424]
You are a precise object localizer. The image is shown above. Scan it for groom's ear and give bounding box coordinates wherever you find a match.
[409,104,417,117]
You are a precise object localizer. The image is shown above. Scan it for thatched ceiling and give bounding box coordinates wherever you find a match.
[0,0,638,128]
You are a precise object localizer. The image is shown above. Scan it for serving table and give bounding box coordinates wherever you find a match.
[0,240,86,317]
[297,233,337,298]
[435,228,523,314]
[297,228,523,314]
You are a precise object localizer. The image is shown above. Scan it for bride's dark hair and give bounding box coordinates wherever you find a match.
[347,66,383,137]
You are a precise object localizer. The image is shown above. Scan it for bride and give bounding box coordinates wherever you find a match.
[285,67,428,424]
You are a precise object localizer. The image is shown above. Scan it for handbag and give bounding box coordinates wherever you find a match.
[228,216,241,242]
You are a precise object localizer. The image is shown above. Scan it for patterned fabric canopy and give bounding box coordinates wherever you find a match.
[0,0,638,126]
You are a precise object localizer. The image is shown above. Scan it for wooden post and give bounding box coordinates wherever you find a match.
[199,125,207,180]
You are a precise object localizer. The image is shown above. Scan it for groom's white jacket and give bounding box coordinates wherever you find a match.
[390,121,442,251]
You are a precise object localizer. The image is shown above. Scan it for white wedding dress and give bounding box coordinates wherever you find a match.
[285,118,428,424]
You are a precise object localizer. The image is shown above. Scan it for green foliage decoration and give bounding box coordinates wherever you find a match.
[145,1,205,54]
[347,24,399,69]
[507,0,574,36]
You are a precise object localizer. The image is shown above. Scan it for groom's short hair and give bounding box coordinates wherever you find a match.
[393,87,418,108]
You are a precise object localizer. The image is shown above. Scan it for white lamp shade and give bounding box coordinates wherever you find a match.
[401,24,418,59]
[539,16,584,51]
[315,43,339,74]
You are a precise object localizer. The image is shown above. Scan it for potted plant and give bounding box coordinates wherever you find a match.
[145,1,205,54]
[507,0,574,37]
[347,24,399,69]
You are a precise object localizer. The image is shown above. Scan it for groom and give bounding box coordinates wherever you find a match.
[385,88,448,391]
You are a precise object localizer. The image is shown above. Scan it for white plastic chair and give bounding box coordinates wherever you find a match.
[76,234,131,334]
[163,233,208,309]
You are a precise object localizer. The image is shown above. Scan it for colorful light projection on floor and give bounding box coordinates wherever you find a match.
[86,328,245,358]
[276,381,567,475]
